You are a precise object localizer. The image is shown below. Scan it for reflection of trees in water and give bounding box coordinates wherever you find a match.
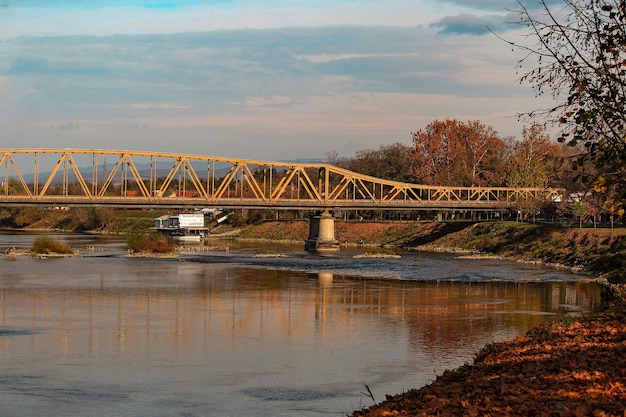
[0,272,600,360]
[403,281,600,362]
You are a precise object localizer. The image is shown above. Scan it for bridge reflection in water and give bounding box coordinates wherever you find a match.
[0,266,599,359]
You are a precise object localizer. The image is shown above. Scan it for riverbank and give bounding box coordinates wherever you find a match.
[234,220,626,283]
[351,289,626,417]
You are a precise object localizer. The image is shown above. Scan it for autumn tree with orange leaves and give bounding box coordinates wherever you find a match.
[410,119,505,186]
[505,123,564,189]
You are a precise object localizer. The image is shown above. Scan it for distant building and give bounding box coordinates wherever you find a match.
[153,213,209,241]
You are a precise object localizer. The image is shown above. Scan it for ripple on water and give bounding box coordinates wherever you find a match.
[242,387,338,401]
[0,328,38,337]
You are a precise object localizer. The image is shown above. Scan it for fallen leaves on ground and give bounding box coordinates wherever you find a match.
[351,291,626,417]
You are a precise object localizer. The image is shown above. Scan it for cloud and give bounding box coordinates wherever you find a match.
[0,0,208,9]
[0,22,547,160]
[244,96,293,107]
[439,0,563,12]
[1,26,523,101]
[131,103,189,110]
[0,1,446,39]
[430,13,509,35]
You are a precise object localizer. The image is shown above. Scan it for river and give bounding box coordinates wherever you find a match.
[0,232,601,417]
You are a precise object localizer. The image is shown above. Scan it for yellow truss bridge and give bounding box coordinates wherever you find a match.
[1,149,561,210]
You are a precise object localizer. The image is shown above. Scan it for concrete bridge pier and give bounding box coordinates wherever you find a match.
[305,211,340,252]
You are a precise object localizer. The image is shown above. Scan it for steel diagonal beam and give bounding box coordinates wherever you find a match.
[1,153,33,197]
[449,188,462,203]
[271,167,297,200]
[383,187,405,202]
[352,177,371,199]
[157,158,184,199]
[214,163,240,199]
[470,189,487,202]
[379,186,389,201]
[39,153,67,197]
[298,168,322,201]
[240,163,265,201]
[97,156,124,197]
[489,189,498,201]
[432,189,448,202]
[355,178,377,202]
[325,167,359,200]
[393,186,406,202]
[123,155,151,198]
[397,186,416,202]
[327,177,351,201]
[180,158,208,200]
[404,187,424,202]
[66,154,93,197]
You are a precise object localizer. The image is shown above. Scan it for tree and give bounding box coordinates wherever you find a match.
[325,151,351,169]
[410,119,505,186]
[572,200,590,229]
[348,142,414,183]
[505,123,563,188]
[509,0,626,210]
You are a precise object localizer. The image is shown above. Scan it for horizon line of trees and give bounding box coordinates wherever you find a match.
[326,118,624,226]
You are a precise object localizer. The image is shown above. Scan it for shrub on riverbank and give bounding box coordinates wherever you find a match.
[126,232,175,254]
[31,236,73,255]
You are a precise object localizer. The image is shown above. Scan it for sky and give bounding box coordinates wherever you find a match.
[0,0,558,162]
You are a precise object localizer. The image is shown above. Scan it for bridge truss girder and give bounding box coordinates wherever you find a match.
[0,149,562,210]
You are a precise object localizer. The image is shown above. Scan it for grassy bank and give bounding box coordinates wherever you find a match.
[237,219,626,283]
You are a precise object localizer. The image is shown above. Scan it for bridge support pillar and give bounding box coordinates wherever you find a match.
[305,211,340,252]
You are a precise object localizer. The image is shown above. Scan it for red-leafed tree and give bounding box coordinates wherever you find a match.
[410,119,505,186]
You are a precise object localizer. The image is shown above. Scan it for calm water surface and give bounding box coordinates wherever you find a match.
[0,232,601,417]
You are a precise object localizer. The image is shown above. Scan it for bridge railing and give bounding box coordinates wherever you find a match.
[1,149,562,209]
